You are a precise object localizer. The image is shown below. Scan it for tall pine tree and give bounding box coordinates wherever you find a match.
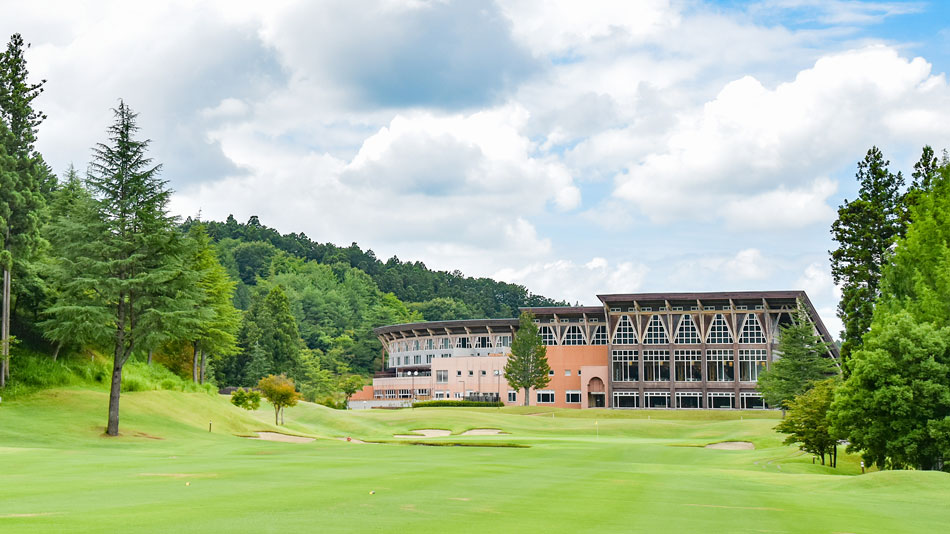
[0,34,48,387]
[830,146,904,367]
[49,102,193,435]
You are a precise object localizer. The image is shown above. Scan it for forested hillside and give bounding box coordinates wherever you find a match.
[179,215,565,383]
[190,215,566,319]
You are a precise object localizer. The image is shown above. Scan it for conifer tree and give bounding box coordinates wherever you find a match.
[757,301,838,410]
[49,102,193,435]
[830,146,904,366]
[504,311,550,406]
[0,34,48,386]
[183,224,240,383]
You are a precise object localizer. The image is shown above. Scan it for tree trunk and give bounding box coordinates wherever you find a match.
[199,350,206,384]
[52,341,62,362]
[820,453,825,466]
[280,406,284,426]
[1,267,10,388]
[274,404,280,425]
[147,349,153,365]
[523,387,529,406]
[106,359,124,436]
[833,444,838,468]
[192,341,199,382]
[107,297,127,436]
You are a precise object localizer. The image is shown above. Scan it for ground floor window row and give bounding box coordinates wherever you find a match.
[611,391,766,409]
[612,349,767,383]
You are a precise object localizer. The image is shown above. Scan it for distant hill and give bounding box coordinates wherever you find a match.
[186,215,567,320]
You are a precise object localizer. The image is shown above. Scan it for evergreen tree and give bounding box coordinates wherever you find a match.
[0,34,48,387]
[231,285,302,385]
[183,224,240,383]
[49,102,192,435]
[504,311,551,406]
[830,146,904,366]
[757,300,838,410]
[832,165,950,470]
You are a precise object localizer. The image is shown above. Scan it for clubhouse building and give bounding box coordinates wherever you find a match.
[352,291,837,410]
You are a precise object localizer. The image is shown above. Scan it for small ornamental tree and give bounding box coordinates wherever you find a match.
[339,375,364,406]
[230,388,261,411]
[258,374,300,425]
[776,378,839,467]
[504,311,551,406]
[757,300,838,411]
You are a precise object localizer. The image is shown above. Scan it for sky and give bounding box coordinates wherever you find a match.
[5,0,950,337]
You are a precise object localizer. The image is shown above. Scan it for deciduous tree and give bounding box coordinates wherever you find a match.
[776,378,839,467]
[504,311,550,406]
[258,374,300,425]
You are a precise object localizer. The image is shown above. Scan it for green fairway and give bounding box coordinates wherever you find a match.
[1,388,948,533]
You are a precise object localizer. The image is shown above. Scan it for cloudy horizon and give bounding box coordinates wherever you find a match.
[6,0,950,336]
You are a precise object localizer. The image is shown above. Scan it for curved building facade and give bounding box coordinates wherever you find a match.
[365,291,837,409]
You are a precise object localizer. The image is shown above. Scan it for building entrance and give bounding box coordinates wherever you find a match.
[587,377,606,408]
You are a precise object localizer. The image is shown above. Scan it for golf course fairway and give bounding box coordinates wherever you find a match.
[2,387,948,533]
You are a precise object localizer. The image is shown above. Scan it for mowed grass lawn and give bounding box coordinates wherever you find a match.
[2,388,949,533]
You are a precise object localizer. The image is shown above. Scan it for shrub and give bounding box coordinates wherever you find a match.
[412,400,504,408]
[231,388,261,410]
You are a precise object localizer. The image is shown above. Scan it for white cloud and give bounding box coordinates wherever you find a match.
[611,45,950,228]
[493,257,649,305]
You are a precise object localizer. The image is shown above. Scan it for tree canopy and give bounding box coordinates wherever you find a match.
[504,311,551,406]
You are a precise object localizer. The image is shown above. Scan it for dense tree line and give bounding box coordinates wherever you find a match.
[187,215,567,320]
[767,145,950,471]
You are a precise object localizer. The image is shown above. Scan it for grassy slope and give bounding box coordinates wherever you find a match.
[1,387,948,533]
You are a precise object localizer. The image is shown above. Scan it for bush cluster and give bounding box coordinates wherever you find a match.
[412,400,504,408]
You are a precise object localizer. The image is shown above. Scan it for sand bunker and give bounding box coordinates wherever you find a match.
[394,429,452,438]
[705,441,755,450]
[460,429,505,436]
[335,437,369,444]
[249,431,315,443]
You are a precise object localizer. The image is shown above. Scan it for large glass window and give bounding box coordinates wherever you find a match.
[539,326,557,345]
[440,338,452,349]
[613,391,639,408]
[706,349,735,381]
[706,314,734,344]
[565,391,581,403]
[674,314,701,344]
[474,336,492,348]
[413,355,421,365]
[562,326,587,345]
[508,390,517,403]
[412,340,420,351]
[674,350,702,381]
[642,350,670,381]
[708,392,735,409]
[644,315,669,344]
[612,315,638,344]
[741,392,765,409]
[591,325,608,345]
[495,335,512,347]
[644,391,670,408]
[537,390,555,403]
[739,314,767,344]
[676,391,702,408]
[612,350,638,382]
[739,349,767,381]
[436,370,447,383]
[456,337,471,349]
[425,338,434,350]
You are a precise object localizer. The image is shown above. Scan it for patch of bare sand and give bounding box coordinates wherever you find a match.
[0,513,59,518]
[393,429,451,438]
[335,437,369,444]
[248,431,315,443]
[705,441,755,450]
[460,429,506,436]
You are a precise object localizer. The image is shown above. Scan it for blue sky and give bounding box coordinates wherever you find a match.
[5,0,950,337]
